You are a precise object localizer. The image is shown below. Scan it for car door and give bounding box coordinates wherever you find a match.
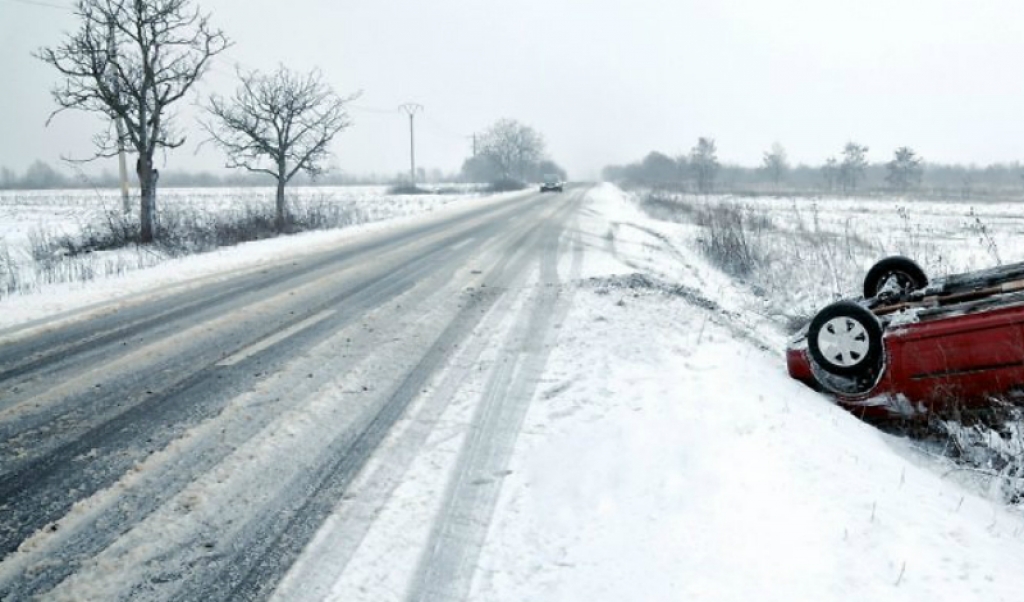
[890,306,1024,405]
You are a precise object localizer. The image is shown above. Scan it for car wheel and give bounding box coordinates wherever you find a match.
[807,301,883,377]
[863,256,928,299]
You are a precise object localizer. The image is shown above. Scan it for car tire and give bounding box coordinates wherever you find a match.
[863,256,928,299]
[807,301,884,377]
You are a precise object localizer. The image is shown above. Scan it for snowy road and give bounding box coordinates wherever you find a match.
[0,186,584,601]
[6,184,1024,602]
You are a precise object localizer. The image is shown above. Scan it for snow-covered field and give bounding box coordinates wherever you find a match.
[637,191,1024,326]
[0,185,484,298]
[0,185,489,241]
[3,184,1024,600]
[737,193,1024,277]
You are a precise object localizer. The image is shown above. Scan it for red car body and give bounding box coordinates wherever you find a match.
[788,267,1024,418]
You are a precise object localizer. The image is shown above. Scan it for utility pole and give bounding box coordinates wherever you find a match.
[399,103,422,188]
[107,21,131,213]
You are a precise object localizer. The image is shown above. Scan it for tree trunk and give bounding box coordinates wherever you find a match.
[137,154,158,243]
[275,174,286,233]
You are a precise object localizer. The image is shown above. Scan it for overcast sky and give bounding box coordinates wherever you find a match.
[3,0,1024,180]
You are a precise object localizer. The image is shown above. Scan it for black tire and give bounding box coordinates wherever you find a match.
[863,256,928,299]
[807,301,884,377]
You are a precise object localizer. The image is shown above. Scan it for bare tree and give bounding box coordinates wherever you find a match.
[37,0,229,243]
[203,66,356,231]
[885,146,923,193]
[761,142,789,189]
[478,119,545,183]
[839,142,869,194]
[691,137,719,194]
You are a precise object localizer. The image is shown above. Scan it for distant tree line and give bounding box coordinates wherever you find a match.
[1,160,73,190]
[0,160,467,190]
[604,140,1024,200]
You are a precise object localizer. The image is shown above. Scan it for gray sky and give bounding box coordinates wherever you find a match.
[4,0,1024,180]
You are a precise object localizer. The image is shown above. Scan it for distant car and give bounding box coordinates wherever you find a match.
[540,175,563,193]
[787,256,1024,418]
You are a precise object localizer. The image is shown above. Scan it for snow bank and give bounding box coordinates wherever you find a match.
[472,183,1024,601]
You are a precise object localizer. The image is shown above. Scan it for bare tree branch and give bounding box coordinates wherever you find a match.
[202,65,357,231]
[37,0,230,242]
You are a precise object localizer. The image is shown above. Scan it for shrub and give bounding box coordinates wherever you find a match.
[28,211,142,261]
[693,201,767,277]
[632,193,885,320]
[1,196,372,296]
[932,401,1024,504]
[387,184,431,195]
[152,199,369,255]
[0,238,20,296]
[636,192,697,224]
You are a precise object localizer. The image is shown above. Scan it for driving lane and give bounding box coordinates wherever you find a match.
[0,186,585,601]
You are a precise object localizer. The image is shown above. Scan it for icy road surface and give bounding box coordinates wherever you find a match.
[0,187,584,601]
[3,183,1024,602]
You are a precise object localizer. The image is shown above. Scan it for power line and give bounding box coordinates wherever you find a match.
[350,104,399,115]
[420,113,467,140]
[420,113,479,157]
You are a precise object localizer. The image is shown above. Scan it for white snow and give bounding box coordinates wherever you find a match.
[469,184,1024,601]
[0,186,515,333]
[3,183,1024,600]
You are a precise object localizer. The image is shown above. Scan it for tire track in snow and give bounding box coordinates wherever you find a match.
[0,233,460,560]
[0,196,548,599]
[405,193,584,602]
[0,194,534,434]
[0,248,464,599]
[14,194,571,602]
[123,201,557,602]
[0,193,538,481]
[265,278,527,602]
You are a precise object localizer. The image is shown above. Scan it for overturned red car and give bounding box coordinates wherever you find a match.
[787,256,1024,418]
